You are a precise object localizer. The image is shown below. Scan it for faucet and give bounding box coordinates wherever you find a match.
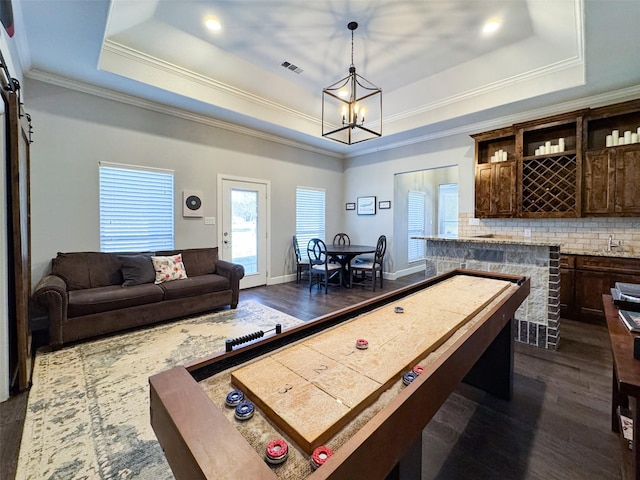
[607,234,620,252]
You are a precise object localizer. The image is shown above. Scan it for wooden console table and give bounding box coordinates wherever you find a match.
[604,294,640,480]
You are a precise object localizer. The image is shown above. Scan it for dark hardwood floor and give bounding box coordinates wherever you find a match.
[1,273,623,479]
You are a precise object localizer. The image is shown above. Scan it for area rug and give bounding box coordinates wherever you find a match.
[15,301,303,480]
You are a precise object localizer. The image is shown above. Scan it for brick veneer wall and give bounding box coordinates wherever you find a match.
[424,239,560,349]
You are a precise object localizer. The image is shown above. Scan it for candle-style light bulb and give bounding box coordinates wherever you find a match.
[341,106,347,124]
[360,107,366,124]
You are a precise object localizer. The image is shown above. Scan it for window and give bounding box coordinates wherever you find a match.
[99,162,174,252]
[438,183,459,237]
[407,190,426,262]
[295,187,325,252]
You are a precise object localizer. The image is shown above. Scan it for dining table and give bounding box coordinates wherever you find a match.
[325,243,376,287]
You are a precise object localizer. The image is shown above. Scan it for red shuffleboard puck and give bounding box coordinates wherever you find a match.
[265,438,289,465]
[311,445,334,469]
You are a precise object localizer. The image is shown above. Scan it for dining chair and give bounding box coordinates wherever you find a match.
[330,233,351,266]
[351,235,386,291]
[332,233,351,245]
[292,235,309,284]
[307,238,342,293]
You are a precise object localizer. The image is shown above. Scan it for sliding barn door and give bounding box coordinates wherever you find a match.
[3,86,32,392]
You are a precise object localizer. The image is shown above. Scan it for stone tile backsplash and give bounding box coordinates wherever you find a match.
[458,213,640,255]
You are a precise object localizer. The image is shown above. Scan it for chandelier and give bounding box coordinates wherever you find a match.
[322,22,382,145]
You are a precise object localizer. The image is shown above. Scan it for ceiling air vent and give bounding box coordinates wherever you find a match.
[281,61,303,74]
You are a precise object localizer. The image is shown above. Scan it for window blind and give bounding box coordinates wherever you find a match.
[99,164,174,252]
[438,183,459,237]
[295,187,325,252]
[407,190,426,262]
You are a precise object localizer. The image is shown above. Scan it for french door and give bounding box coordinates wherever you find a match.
[218,176,269,289]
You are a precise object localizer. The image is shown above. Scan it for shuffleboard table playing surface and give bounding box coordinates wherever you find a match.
[230,275,510,453]
[150,270,530,480]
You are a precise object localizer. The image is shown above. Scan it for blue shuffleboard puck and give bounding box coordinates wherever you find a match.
[402,371,418,386]
[225,389,244,407]
[234,401,255,421]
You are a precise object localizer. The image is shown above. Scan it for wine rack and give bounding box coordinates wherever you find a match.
[521,154,577,216]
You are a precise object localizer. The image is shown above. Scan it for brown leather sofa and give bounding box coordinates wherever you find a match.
[32,247,244,349]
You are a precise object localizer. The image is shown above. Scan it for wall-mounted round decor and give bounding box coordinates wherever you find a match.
[183,190,203,217]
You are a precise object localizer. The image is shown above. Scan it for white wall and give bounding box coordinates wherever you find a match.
[345,134,476,277]
[393,166,459,273]
[26,79,345,287]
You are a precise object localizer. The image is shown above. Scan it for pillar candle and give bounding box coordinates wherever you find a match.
[612,130,620,143]
[606,135,613,147]
[558,138,565,152]
[632,133,639,144]
[625,131,632,143]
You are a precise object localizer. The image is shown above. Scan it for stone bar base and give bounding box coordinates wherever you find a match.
[424,239,560,349]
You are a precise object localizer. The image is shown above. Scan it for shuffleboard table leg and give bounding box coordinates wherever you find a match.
[385,431,422,480]
[463,316,514,401]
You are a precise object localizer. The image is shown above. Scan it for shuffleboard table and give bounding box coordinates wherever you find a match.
[149,269,530,480]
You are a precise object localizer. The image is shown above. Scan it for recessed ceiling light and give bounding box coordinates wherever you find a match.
[205,17,222,31]
[482,19,501,34]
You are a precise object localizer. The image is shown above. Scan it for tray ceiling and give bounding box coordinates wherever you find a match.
[14,1,640,156]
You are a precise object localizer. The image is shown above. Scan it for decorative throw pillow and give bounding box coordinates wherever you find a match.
[151,254,188,284]
[119,254,156,287]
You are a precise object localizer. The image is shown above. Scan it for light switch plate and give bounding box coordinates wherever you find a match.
[204,217,216,225]
[468,218,480,226]
[524,228,532,237]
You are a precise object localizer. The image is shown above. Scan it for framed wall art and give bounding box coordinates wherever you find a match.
[357,196,376,215]
[346,202,356,211]
[379,200,391,209]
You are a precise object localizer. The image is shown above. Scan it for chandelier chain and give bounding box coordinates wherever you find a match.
[351,28,354,67]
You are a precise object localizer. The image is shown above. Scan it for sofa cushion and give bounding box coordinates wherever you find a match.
[67,283,165,317]
[152,254,188,284]
[53,252,124,290]
[119,254,156,286]
[156,248,218,277]
[159,274,230,300]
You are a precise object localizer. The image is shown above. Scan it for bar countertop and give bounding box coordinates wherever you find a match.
[412,235,640,259]
[411,235,560,247]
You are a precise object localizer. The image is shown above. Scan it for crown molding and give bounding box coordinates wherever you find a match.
[347,84,640,159]
[24,68,640,163]
[386,0,586,126]
[385,56,584,126]
[102,40,318,126]
[25,69,344,160]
